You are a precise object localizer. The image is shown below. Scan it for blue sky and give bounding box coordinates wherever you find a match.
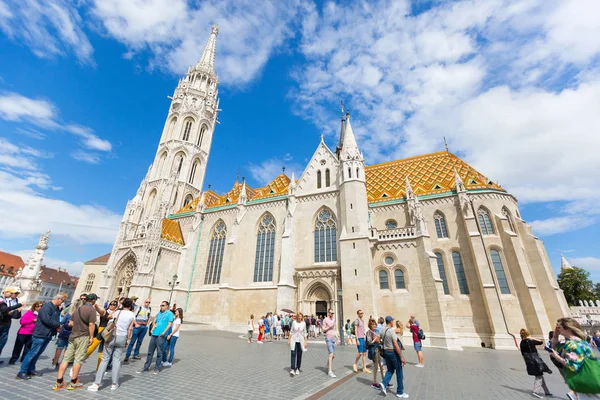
[0,0,599,281]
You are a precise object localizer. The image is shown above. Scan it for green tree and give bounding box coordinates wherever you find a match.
[593,282,600,300]
[557,267,597,306]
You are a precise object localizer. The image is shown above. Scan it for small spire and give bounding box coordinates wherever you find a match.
[238,180,247,205]
[236,167,240,183]
[282,166,286,174]
[320,133,324,142]
[340,112,360,158]
[454,168,465,192]
[195,24,219,74]
[561,254,573,270]
[444,137,449,153]
[405,177,414,199]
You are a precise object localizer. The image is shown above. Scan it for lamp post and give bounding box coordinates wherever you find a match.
[337,288,344,346]
[168,274,180,305]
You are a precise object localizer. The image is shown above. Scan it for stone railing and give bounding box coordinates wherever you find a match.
[370,226,416,241]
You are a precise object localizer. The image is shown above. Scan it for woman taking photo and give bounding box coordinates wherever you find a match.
[519,328,552,398]
[551,318,600,400]
[366,318,385,389]
[288,312,307,376]
[162,308,182,367]
[10,302,43,364]
[88,298,135,391]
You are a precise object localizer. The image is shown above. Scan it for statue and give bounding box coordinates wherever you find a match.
[579,300,584,307]
[583,300,589,307]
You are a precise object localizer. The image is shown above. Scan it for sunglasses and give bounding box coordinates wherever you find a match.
[145,301,150,303]
[160,304,167,307]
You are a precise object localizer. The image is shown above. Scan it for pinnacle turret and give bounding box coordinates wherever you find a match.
[195,24,218,75]
[340,113,361,160]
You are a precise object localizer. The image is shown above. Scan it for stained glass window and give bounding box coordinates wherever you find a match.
[434,212,449,238]
[314,209,337,262]
[478,208,494,235]
[253,214,276,282]
[204,221,227,285]
[317,170,322,189]
[435,252,450,295]
[452,251,469,294]
[385,219,398,229]
[182,119,193,141]
[325,169,331,187]
[490,249,510,294]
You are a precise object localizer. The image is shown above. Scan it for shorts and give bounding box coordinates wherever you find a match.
[357,337,366,353]
[325,338,336,354]
[56,337,69,349]
[414,341,422,352]
[247,330,253,339]
[61,336,89,365]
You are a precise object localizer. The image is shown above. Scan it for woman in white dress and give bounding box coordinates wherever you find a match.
[288,312,307,376]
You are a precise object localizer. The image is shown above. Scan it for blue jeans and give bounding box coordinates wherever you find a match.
[0,325,9,356]
[19,336,51,374]
[126,325,148,357]
[162,336,178,363]
[143,336,165,371]
[382,350,404,394]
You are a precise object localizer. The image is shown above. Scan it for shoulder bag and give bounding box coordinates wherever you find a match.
[565,350,600,394]
[101,310,121,343]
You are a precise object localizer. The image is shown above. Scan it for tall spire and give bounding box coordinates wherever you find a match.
[195,24,219,75]
[340,112,360,159]
[561,254,573,270]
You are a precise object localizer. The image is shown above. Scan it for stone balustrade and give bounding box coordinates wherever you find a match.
[371,226,416,241]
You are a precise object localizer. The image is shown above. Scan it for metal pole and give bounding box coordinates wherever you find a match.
[337,289,344,346]
[168,282,175,305]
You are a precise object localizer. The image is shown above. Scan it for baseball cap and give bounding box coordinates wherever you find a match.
[86,293,98,301]
[3,287,19,294]
[131,296,138,300]
[385,316,394,324]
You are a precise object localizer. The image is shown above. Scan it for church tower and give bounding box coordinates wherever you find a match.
[337,114,376,318]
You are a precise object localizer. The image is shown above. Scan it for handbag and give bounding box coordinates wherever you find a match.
[565,357,600,394]
[101,311,121,343]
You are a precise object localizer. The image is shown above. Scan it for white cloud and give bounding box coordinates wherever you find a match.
[569,257,600,272]
[10,250,86,277]
[529,216,595,236]
[248,155,303,186]
[0,0,93,64]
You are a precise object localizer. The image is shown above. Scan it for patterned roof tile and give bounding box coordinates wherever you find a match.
[161,219,185,245]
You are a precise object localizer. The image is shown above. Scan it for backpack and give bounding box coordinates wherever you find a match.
[418,328,426,341]
[350,319,357,335]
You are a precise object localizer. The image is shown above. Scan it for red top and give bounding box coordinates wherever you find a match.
[410,324,420,343]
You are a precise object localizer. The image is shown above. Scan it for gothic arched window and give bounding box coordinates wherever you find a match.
[189,159,199,185]
[452,251,469,294]
[502,207,516,233]
[146,189,157,215]
[84,273,95,292]
[356,167,359,179]
[325,169,331,187]
[348,167,352,178]
[182,118,193,141]
[434,212,449,238]
[314,209,337,263]
[254,214,276,282]
[490,249,510,294]
[394,269,406,289]
[385,219,398,229]
[204,221,227,285]
[197,125,207,146]
[167,118,177,139]
[477,208,495,235]
[435,252,450,295]
[157,151,168,178]
[317,170,322,189]
[183,194,193,207]
[379,270,389,289]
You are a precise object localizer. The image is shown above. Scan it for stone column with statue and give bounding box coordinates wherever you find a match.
[14,231,49,303]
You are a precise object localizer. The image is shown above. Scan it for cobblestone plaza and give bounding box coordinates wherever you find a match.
[0,324,579,399]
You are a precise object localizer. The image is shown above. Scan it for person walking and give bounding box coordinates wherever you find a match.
[289,311,307,376]
[125,298,152,361]
[322,308,338,378]
[353,310,371,373]
[519,328,553,398]
[137,300,173,374]
[408,318,424,367]
[51,300,77,368]
[551,318,600,400]
[379,316,409,398]
[53,293,100,390]
[16,293,67,380]
[88,298,135,391]
[0,287,24,363]
[366,318,385,389]
[10,301,42,365]
[247,314,255,343]
[257,316,265,344]
[162,308,182,367]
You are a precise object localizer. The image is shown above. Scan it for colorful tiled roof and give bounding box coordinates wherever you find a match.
[161,219,185,245]
[0,251,25,277]
[86,253,111,264]
[252,174,290,201]
[365,151,503,203]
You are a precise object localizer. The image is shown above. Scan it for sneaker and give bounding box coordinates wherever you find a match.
[387,383,394,388]
[67,380,83,390]
[363,368,372,373]
[87,384,99,392]
[290,370,295,377]
[136,369,148,374]
[257,341,263,344]
[295,369,300,375]
[353,363,358,372]
[415,364,424,368]
[124,357,129,362]
[161,361,169,367]
[396,393,409,398]
[532,394,543,399]
[152,369,160,375]
[379,382,387,395]
[52,381,66,390]
[111,384,119,390]
[328,370,336,378]
[372,383,380,389]
[132,356,141,360]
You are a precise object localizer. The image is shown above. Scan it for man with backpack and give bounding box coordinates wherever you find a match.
[352,310,371,373]
[408,318,425,367]
[379,316,408,398]
[125,298,152,361]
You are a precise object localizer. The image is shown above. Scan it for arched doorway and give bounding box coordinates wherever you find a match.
[113,252,137,299]
[303,280,334,318]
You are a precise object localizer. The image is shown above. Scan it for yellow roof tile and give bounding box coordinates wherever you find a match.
[161,219,185,245]
[252,174,290,200]
[365,151,503,203]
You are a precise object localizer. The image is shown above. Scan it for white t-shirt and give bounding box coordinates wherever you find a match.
[172,318,182,337]
[112,310,135,336]
[247,319,253,330]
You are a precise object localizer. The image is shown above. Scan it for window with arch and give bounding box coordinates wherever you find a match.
[394,269,406,289]
[314,209,337,262]
[173,153,185,175]
[84,273,95,292]
[317,170,322,189]
[385,219,398,229]
[197,125,207,146]
[204,221,227,285]
[182,118,193,141]
[434,212,449,238]
[356,167,359,179]
[183,194,193,207]
[325,169,331,187]
[379,270,389,289]
[189,159,200,184]
[167,118,177,139]
[434,252,450,295]
[502,207,516,233]
[156,152,168,178]
[452,251,469,295]
[348,167,351,178]
[254,214,276,282]
[477,208,495,235]
[146,190,157,215]
[490,249,510,294]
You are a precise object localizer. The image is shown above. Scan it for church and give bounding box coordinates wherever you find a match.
[90,25,569,350]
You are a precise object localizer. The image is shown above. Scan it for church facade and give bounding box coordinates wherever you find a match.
[95,26,569,350]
